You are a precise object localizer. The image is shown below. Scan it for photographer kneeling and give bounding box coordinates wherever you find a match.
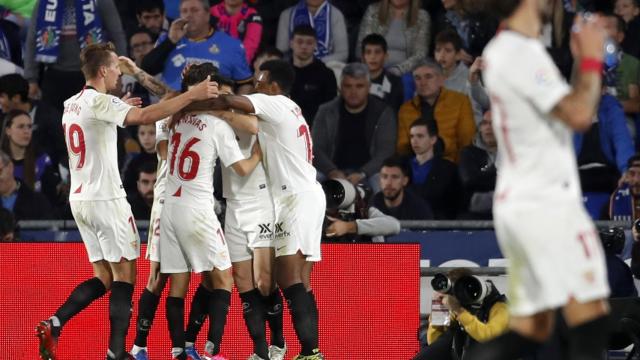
[322,179,401,242]
[414,268,509,360]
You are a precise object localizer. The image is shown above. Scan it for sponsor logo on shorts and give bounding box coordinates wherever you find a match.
[274,222,290,240]
[258,223,273,240]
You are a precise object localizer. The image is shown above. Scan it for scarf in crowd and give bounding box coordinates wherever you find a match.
[289,0,331,58]
[35,0,103,63]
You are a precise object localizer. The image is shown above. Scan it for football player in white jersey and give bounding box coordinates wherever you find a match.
[159,63,263,360]
[35,42,217,360]
[466,2,610,360]
[186,60,326,360]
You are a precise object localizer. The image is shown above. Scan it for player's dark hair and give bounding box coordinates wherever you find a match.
[136,0,164,16]
[181,62,219,93]
[80,42,117,79]
[292,25,317,39]
[0,73,29,103]
[410,118,439,137]
[381,156,410,177]
[361,33,387,54]
[213,75,235,90]
[484,0,522,19]
[138,160,157,177]
[255,46,284,60]
[1,110,36,190]
[435,29,463,52]
[259,60,296,95]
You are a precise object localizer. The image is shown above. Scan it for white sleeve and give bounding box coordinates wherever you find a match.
[508,46,571,114]
[91,93,133,127]
[244,93,284,124]
[215,121,247,167]
[156,117,169,143]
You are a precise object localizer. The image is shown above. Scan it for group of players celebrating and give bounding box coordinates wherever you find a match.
[35,41,325,360]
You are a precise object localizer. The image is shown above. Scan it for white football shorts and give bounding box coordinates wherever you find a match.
[71,198,141,263]
[273,185,326,261]
[493,199,610,316]
[159,203,231,273]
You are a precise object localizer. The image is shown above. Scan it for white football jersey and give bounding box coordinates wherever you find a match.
[244,93,317,196]
[62,88,133,201]
[154,118,170,202]
[483,31,580,202]
[164,113,245,208]
[221,130,269,200]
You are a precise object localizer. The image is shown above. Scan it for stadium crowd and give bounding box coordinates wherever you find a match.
[0,0,639,227]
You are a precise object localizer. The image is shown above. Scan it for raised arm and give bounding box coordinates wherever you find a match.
[211,111,258,135]
[125,77,218,126]
[119,56,173,98]
[183,94,256,114]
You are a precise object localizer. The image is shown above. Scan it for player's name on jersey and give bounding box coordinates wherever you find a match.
[176,114,207,131]
[64,103,81,116]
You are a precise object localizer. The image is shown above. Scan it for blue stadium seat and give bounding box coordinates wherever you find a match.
[402,72,415,102]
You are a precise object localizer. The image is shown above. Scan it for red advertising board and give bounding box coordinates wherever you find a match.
[0,243,420,359]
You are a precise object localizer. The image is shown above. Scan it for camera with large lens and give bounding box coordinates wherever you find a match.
[599,226,626,255]
[431,273,493,307]
[321,179,370,242]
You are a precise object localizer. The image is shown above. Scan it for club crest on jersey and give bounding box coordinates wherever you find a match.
[209,44,220,54]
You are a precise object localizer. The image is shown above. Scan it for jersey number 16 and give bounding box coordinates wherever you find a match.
[170,132,201,181]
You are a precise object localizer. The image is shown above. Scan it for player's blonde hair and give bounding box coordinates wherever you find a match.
[80,42,116,80]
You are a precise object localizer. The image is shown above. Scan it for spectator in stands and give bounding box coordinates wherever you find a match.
[458,110,497,220]
[615,0,640,59]
[361,33,404,112]
[0,11,22,72]
[356,0,431,75]
[434,0,498,63]
[575,93,634,194]
[397,59,476,162]
[372,156,434,220]
[312,63,397,192]
[408,119,461,220]
[599,226,637,298]
[610,155,640,221]
[1,110,62,208]
[416,267,509,360]
[322,178,401,243]
[0,74,67,169]
[141,0,253,92]
[0,150,54,220]
[122,124,158,195]
[289,25,337,127]
[603,13,640,127]
[210,0,263,63]
[276,0,349,64]
[127,161,156,220]
[467,56,491,120]
[24,0,127,112]
[0,207,16,242]
[117,28,158,107]
[135,0,169,40]
[434,29,484,123]
[252,46,283,75]
[545,0,574,80]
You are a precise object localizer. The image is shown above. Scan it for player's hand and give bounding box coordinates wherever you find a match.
[325,216,356,237]
[347,172,365,185]
[118,56,139,75]
[121,92,143,107]
[570,13,606,61]
[29,82,41,100]
[251,140,262,160]
[328,169,347,180]
[169,18,188,44]
[189,75,218,101]
[469,57,484,84]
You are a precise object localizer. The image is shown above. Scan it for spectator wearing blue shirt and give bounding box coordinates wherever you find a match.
[574,94,635,194]
[407,118,461,220]
[141,0,253,93]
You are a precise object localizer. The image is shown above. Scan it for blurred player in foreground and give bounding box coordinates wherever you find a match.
[466,1,610,360]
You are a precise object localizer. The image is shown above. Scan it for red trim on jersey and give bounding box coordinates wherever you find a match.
[490,94,516,164]
[172,186,182,197]
[73,184,82,194]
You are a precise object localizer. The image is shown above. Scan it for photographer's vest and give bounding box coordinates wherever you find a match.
[451,291,507,360]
